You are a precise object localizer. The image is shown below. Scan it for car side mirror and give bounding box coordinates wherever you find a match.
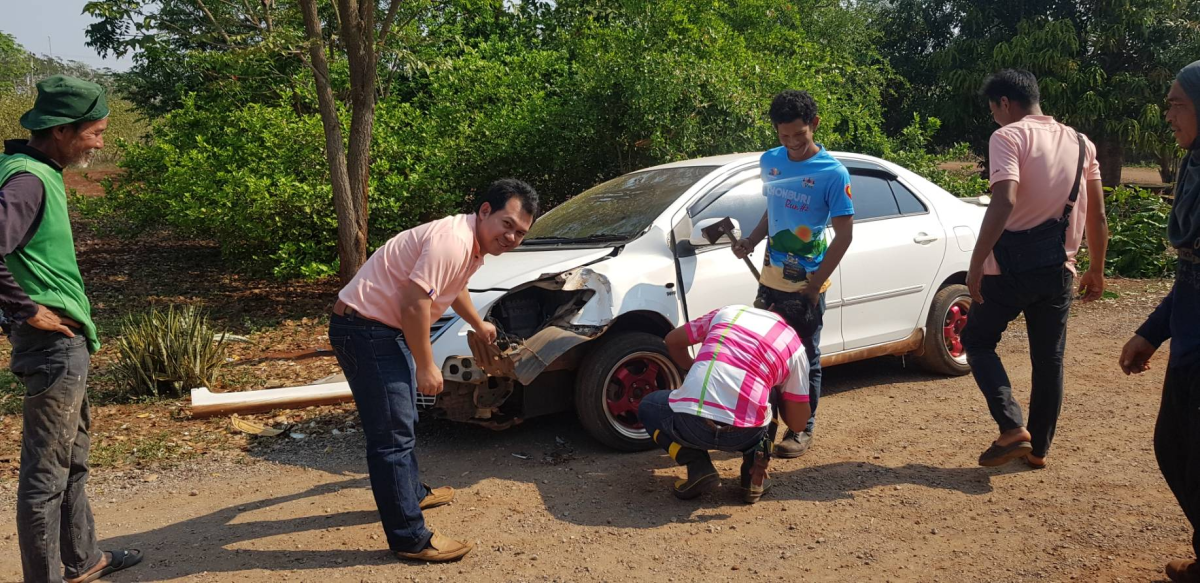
[689,217,741,247]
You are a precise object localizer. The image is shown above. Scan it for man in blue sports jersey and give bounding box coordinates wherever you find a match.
[732,89,855,458]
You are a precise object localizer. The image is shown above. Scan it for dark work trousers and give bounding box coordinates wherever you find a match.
[960,265,1074,458]
[637,390,768,454]
[11,323,103,583]
[1155,362,1200,558]
[327,312,433,554]
[756,285,825,433]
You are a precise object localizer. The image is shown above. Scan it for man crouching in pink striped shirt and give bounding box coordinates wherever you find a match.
[637,299,819,503]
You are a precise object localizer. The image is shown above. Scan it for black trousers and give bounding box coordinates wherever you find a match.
[960,266,1074,458]
[1156,362,1200,558]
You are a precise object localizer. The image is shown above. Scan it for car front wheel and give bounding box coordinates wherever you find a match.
[574,331,683,451]
[915,284,973,376]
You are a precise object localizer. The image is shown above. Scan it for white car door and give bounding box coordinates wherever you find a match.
[838,170,947,349]
[675,169,845,355]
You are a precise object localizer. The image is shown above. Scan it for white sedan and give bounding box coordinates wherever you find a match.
[424,152,987,450]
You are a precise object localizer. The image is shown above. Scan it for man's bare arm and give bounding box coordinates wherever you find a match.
[780,400,812,434]
[967,180,1018,303]
[665,326,695,370]
[1078,178,1108,302]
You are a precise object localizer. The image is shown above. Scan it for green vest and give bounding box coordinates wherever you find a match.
[0,153,99,352]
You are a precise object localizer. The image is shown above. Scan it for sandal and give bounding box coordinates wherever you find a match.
[1025,454,1047,469]
[978,440,1033,467]
[71,549,144,583]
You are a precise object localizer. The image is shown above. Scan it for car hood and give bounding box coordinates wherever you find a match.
[467,247,616,291]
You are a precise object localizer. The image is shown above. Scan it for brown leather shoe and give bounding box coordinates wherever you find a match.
[1167,559,1200,582]
[396,532,473,563]
[774,430,812,459]
[419,485,454,510]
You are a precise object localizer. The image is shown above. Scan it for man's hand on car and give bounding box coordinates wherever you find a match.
[475,321,498,344]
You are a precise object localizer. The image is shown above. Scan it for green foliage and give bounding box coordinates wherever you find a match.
[1098,186,1176,278]
[0,32,25,94]
[875,115,989,198]
[111,305,228,399]
[82,0,893,277]
[869,0,1200,183]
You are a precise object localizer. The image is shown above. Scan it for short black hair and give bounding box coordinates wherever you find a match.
[769,90,819,126]
[770,297,822,349]
[980,69,1040,108]
[477,178,539,220]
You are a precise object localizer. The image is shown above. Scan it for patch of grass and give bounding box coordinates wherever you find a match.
[0,370,22,417]
[89,430,192,468]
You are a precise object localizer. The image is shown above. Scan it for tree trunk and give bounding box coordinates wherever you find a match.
[1096,135,1125,189]
[337,0,376,278]
[298,0,365,283]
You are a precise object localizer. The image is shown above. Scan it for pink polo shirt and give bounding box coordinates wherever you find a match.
[337,214,484,329]
[985,115,1102,275]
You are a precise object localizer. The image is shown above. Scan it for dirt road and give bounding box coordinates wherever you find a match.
[0,279,1189,582]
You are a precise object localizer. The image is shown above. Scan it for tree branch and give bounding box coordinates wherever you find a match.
[377,0,404,48]
[195,0,233,45]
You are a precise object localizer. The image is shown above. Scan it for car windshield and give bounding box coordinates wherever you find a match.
[524,166,718,244]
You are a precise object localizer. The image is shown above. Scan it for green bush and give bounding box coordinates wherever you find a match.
[0,94,147,165]
[1095,186,1176,278]
[875,115,989,198]
[79,0,894,278]
[111,305,228,399]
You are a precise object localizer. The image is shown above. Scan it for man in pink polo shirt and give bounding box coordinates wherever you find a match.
[329,179,537,562]
[962,69,1109,469]
[637,298,818,504]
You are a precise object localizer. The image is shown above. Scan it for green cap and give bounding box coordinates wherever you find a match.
[19,75,109,131]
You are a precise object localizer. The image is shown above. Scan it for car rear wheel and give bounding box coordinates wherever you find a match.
[574,331,682,451]
[915,284,972,376]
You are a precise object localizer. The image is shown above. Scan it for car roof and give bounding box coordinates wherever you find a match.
[640,150,898,173]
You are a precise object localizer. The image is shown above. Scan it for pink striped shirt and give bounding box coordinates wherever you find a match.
[668,305,809,428]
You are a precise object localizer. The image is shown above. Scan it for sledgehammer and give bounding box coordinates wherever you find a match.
[702,216,761,280]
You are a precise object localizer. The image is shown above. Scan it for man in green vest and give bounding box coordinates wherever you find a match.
[2,76,143,582]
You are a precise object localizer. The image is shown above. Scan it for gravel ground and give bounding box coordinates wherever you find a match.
[0,278,1188,582]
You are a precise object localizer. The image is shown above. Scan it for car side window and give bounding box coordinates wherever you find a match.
[849,174,900,221]
[890,180,927,215]
[691,177,766,237]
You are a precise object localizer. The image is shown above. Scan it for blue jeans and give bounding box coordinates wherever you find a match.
[328,313,432,553]
[637,391,766,454]
[756,285,825,433]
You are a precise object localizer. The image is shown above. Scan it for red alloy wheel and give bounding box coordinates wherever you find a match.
[603,352,679,438]
[942,299,971,361]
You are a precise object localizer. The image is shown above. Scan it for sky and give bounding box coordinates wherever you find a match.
[1,0,135,71]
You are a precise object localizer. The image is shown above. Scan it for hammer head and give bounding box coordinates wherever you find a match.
[700,216,738,245]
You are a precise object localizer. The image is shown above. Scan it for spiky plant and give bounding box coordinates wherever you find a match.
[112,305,228,398]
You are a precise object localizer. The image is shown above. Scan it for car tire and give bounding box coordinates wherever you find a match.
[915,284,973,376]
[574,331,683,451]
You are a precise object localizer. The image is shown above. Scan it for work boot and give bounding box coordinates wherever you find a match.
[671,448,719,500]
[1167,559,1200,583]
[739,451,772,504]
[774,429,812,459]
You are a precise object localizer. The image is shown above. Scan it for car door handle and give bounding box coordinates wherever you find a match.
[913,233,939,245]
